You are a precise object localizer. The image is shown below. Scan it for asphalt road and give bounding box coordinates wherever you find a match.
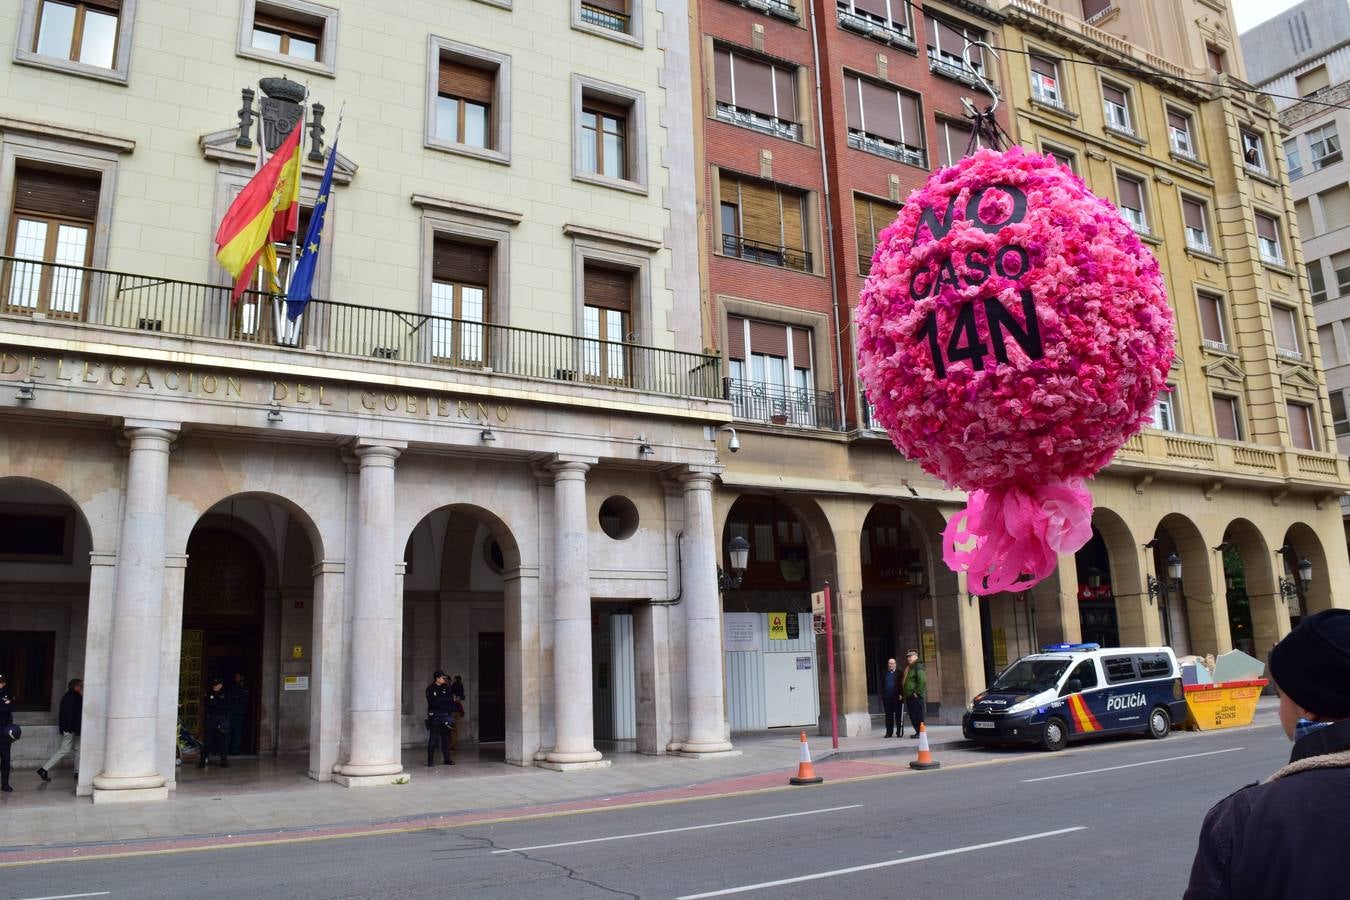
[0,723,1290,900]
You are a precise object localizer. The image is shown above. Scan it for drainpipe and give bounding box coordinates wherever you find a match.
[650,531,685,606]
[806,0,849,430]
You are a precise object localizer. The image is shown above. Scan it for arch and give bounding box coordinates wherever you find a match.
[0,474,108,552]
[1091,507,1150,647]
[174,490,325,564]
[1221,519,1279,660]
[401,502,522,576]
[1154,513,1221,655]
[1281,522,1331,618]
[393,459,540,571]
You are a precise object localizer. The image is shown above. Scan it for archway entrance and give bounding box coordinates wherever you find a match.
[1075,527,1118,647]
[858,504,927,712]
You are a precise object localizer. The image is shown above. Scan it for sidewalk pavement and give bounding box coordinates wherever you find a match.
[0,701,1280,854]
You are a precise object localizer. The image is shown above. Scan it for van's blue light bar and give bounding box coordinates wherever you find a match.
[1041,643,1100,652]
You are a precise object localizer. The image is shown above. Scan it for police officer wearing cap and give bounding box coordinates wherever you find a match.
[0,672,15,792]
[426,670,455,767]
[198,676,230,769]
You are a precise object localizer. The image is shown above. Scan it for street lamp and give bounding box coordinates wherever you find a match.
[719,535,751,591]
[1278,553,1313,601]
[1166,553,1183,584]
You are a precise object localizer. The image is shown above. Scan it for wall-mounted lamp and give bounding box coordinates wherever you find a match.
[1166,553,1183,583]
[1278,555,1314,600]
[267,401,283,422]
[906,561,925,588]
[16,379,36,402]
[480,427,496,443]
[1086,566,1103,589]
[1146,574,1163,604]
[638,441,655,457]
[718,535,750,591]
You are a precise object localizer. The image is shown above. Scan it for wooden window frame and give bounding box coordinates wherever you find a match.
[425,37,510,165]
[572,76,647,193]
[15,0,136,83]
[33,0,120,66]
[4,210,94,319]
[236,0,337,77]
[581,103,628,182]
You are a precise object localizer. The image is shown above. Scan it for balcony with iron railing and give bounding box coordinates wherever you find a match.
[926,51,987,89]
[0,256,724,402]
[835,4,917,51]
[726,0,800,21]
[714,102,802,142]
[579,3,631,33]
[720,234,812,273]
[725,377,839,430]
[846,129,925,168]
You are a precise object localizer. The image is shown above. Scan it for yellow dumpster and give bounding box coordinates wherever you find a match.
[1183,679,1268,731]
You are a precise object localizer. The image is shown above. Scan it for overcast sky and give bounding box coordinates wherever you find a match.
[1231,0,1307,32]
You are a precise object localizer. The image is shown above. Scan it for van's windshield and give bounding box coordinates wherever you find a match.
[989,659,1072,694]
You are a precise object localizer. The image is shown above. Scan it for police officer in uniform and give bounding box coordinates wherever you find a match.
[0,673,14,792]
[198,676,230,769]
[426,670,455,767]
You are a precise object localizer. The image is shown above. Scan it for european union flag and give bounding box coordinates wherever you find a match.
[285,136,338,322]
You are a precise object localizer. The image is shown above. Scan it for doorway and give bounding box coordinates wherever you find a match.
[477,632,505,742]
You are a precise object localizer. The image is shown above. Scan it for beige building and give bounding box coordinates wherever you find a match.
[0,0,745,804]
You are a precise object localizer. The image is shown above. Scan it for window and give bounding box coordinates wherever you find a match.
[1296,64,1330,97]
[1320,185,1350,233]
[0,504,75,561]
[1309,124,1341,170]
[925,14,985,83]
[4,165,100,320]
[1103,656,1137,684]
[1285,138,1303,180]
[1334,251,1350,296]
[1331,390,1350,436]
[1212,394,1243,440]
[1309,261,1328,304]
[574,77,646,191]
[843,74,925,166]
[1241,130,1267,172]
[426,38,510,164]
[1137,654,1171,679]
[854,194,901,275]
[1101,82,1132,134]
[1063,659,1098,692]
[1255,213,1284,265]
[1167,109,1196,160]
[430,238,490,368]
[1115,173,1148,234]
[726,316,821,426]
[575,0,639,43]
[936,119,981,168]
[1151,386,1177,431]
[1207,44,1225,74]
[1081,0,1112,21]
[582,263,633,384]
[1272,304,1302,359]
[1197,291,1228,350]
[238,0,337,76]
[1287,401,1317,450]
[837,0,911,37]
[1296,198,1314,241]
[713,48,800,141]
[15,0,135,82]
[1319,325,1339,366]
[1183,197,1211,253]
[0,631,55,712]
[1043,144,1076,172]
[1030,55,1062,107]
[718,172,810,271]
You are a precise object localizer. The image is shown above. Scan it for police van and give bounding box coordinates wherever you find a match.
[961,644,1188,751]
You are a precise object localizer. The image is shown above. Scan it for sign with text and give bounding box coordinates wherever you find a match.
[769,613,789,641]
[723,613,760,652]
[811,591,825,614]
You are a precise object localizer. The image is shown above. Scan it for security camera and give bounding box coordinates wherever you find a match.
[718,425,740,453]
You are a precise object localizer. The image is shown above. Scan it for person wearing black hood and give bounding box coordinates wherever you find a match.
[1185,609,1350,899]
[426,670,455,767]
[0,673,14,792]
[198,676,230,769]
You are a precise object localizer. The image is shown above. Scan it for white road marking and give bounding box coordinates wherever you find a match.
[14,893,111,900]
[1021,747,1244,783]
[491,804,864,854]
[676,827,1087,898]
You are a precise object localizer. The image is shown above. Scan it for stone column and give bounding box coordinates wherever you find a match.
[78,551,118,798]
[680,468,735,755]
[333,441,407,786]
[308,560,345,781]
[544,456,606,768]
[93,422,178,803]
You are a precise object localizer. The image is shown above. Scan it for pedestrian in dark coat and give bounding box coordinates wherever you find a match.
[881,658,902,738]
[0,673,14,792]
[226,673,250,756]
[426,670,456,767]
[38,678,81,781]
[449,675,466,750]
[901,650,927,737]
[1184,609,1350,900]
[198,677,230,769]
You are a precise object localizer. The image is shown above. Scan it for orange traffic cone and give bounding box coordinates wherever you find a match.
[789,731,823,785]
[909,722,940,770]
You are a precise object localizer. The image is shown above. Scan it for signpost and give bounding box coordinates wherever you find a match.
[823,580,838,750]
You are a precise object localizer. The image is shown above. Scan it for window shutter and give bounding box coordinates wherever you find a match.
[855,0,890,17]
[84,0,122,11]
[12,167,101,220]
[855,196,874,271]
[780,190,805,252]
[727,316,746,360]
[1030,55,1055,77]
[1167,111,1188,132]
[1207,45,1225,73]
[1183,198,1205,230]
[587,0,629,12]
[1287,402,1315,449]
[439,58,494,104]
[1256,214,1278,241]
[1116,175,1142,210]
[715,48,734,105]
[899,92,922,146]
[1198,294,1224,343]
[1102,84,1126,107]
[773,67,797,121]
[1321,185,1350,232]
[584,265,633,311]
[739,180,782,246]
[940,121,971,167]
[1081,0,1111,18]
[748,320,788,357]
[433,238,492,287]
[732,55,775,116]
[791,327,811,368]
[253,12,322,39]
[844,76,862,131]
[1273,306,1300,353]
[860,80,901,141]
[1212,395,1239,440]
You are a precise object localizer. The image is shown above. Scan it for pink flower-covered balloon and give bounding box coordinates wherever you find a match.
[856,147,1174,594]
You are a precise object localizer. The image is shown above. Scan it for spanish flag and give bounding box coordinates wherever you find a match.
[214,125,304,300]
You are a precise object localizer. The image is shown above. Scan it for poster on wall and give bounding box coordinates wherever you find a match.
[723,613,760,652]
[785,614,800,640]
[769,613,789,641]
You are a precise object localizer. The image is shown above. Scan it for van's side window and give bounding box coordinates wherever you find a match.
[1103,656,1137,684]
[1136,655,1171,679]
[1066,659,1098,692]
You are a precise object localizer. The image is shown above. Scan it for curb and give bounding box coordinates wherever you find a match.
[819,737,973,761]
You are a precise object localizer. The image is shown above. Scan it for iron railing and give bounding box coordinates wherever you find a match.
[720,235,812,272]
[847,130,926,168]
[725,377,838,430]
[714,103,802,142]
[0,255,724,401]
[579,4,630,33]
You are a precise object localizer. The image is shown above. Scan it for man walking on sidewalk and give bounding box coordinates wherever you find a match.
[37,678,81,782]
[901,650,926,738]
[0,673,13,792]
[881,659,902,738]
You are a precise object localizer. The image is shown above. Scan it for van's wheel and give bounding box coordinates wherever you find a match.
[1148,706,1171,739]
[1042,717,1068,752]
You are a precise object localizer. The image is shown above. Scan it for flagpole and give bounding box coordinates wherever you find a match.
[276,87,308,345]
[284,102,344,341]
